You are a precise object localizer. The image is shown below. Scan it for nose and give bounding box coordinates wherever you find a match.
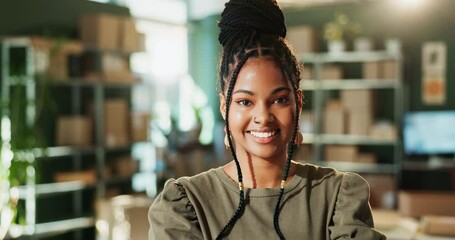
[253,103,274,124]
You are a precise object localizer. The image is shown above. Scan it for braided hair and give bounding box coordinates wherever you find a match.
[216,0,302,239]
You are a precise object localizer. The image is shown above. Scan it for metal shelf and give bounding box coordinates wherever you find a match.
[402,160,455,171]
[16,181,88,199]
[46,78,142,88]
[8,216,95,238]
[314,161,397,174]
[301,79,401,91]
[300,51,401,63]
[302,133,397,146]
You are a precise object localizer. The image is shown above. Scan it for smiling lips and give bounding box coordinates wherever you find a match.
[248,130,278,143]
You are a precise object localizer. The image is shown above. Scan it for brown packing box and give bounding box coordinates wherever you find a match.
[112,156,138,177]
[357,153,377,164]
[286,25,319,54]
[323,100,345,134]
[104,99,129,147]
[79,13,120,50]
[362,61,382,79]
[56,116,93,146]
[321,65,343,80]
[382,60,398,80]
[340,89,374,114]
[302,66,313,80]
[294,145,313,162]
[347,111,372,136]
[363,174,396,209]
[130,112,151,142]
[30,37,84,80]
[324,145,358,162]
[96,195,153,240]
[54,170,97,185]
[422,215,455,237]
[119,17,139,52]
[398,191,455,217]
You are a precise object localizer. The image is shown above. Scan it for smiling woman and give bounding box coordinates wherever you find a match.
[148,0,386,239]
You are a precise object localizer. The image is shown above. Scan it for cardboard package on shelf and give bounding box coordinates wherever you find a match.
[81,52,139,83]
[341,89,375,114]
[56,116,93,146]
[323,100,345,134]
[54,169,97,185]
[111,155,138,177]
[30,37,84,80]
[104,99,129,147]
[362,60,398,80]
[79,13,121,50]
[130,112,151,142]
[398,191,455,218]
[119,17,143,52]
[321,65,343,80]
[346,111,373,136]
[286,25,319,54]
[324,145,358,162]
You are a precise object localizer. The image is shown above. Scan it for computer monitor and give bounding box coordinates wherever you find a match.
[403,110,455,155]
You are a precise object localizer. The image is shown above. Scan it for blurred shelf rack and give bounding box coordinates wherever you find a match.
[297,50,404,192]
[1,36,153,239]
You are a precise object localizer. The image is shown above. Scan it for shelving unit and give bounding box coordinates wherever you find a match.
[298,50,404,208]
[1,37,153,239]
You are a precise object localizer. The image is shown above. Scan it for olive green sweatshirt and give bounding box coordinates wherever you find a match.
[149,163,386,239]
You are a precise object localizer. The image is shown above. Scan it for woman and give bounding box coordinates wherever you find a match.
[149,0,386,239]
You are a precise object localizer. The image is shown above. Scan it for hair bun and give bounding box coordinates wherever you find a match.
[218,0,286,47]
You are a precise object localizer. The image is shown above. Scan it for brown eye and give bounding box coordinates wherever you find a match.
[237,99,252,106]
[274,97,289,104]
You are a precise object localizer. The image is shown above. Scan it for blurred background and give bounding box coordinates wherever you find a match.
[0,0,454,239]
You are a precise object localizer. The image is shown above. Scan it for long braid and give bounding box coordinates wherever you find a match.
[216,50,256,239]
[272,64,301,239]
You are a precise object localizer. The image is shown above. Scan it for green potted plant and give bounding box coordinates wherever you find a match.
[323,13,363,53]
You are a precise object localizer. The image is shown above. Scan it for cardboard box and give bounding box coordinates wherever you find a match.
[398,191,455,217]
[302,66,313,80]
[294,145,312,162]
[321,65,343,80]
[422,215,455,237]
[104,99,129,147]
[323,100,345,134]
[363,62,382,79]
[54,170,97,185]
[119,17,139,52]
[340,89,374,114]
[30,37,84,80]
[56,116,93,146]
[79,13,120,50]
[299,111,313,133]
[347,111,372,136]
[112,156,138,177]
[357,153,377,164]
[382,60,398,80]
[363,174,396,209]
[96,195,153,240]
[287,26,319,54]
[130,112,150,142]
[325,145,358,162]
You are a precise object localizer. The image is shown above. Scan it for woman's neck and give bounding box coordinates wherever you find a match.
[224,154,295,189]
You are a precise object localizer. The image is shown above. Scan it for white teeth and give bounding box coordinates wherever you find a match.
[249,131,276,138]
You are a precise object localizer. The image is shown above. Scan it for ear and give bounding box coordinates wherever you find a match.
[219,93,227,120]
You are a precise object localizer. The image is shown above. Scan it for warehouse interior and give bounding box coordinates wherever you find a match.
[0,0,454,239]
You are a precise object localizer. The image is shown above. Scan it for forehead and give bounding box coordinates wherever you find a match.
[234,57,288,90]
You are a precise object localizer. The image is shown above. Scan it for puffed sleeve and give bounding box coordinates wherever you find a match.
[148,179,203,240]
[328,173,386,239]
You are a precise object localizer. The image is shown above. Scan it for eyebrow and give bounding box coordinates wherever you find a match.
[232,87,291,96]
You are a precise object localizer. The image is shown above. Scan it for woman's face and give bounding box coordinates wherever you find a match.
[220,57,301,162]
